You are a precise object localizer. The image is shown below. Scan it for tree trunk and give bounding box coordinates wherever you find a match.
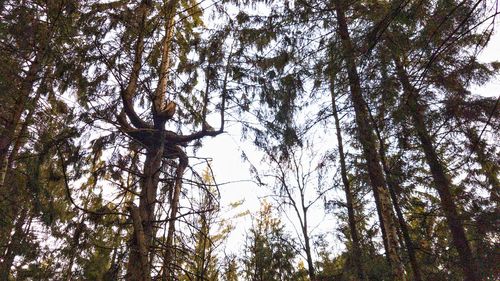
[0,208,29,280]
[330,81,367,281]
[128,204,151,281]
[162,149,188,280]
[371,52,423,281]
[393,57,479,281]
[465,127,499,204]
[126,146,163,281]
[375,130,423,281]
[0,60,40,189]
[333,1,406,279]
[302,208,316,281]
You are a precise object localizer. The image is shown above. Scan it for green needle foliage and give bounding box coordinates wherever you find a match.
[0,0,498,280]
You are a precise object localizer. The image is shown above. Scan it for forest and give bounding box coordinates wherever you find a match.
[0,0,499,280]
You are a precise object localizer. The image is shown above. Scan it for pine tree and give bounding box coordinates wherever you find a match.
[242,201,298,281]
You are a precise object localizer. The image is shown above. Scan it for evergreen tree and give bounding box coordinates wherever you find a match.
[242,201,298,281]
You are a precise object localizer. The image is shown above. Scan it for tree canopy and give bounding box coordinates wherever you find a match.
[0,0,498,280]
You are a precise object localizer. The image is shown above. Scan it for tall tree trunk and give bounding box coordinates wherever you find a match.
[0,60,40,188]
[127,146,163,281]
[124,1,174,279]
[393,57,479,281]
[375,129,423,281]
[372,52,423,281]
[0,208,29,280]
[333,1,406,279]
[465,127,499,204]
[330,81,367,281]
[301,206,316,281]
[162,148,188,280]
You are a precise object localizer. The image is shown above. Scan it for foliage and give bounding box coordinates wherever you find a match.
[0,0,498,280]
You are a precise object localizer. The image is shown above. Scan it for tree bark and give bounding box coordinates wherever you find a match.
[126,146,163,281]
[128,204,151,281]
[124,2,171,280]
[375,129,423,281]
[0,208,29,280]
[0,59,40,188]
[162,148,188,280]
[333,0,406,279]
[154,0,178,116]
[393,56,479,281]
[330,81,367,281]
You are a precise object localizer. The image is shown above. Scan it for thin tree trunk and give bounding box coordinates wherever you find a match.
[375,129,423,281]
[366,163,391,264]
[154,0,178,116]
[465,127,499,204]
[333,1,406,279]
[372,52,423,280]
[330,82,367,281]
[302,205,316,281]
[0,60,40,188]
[0,208,28,280]
[393,56,479,281]
[162,148,188,280]
[123,1,168,279]
[127,147,163,281]
[128,203,151,281]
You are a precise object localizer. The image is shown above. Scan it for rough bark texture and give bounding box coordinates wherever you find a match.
[126,143,165,281]
[394,57,479,281]
[331,81,367,281]
[333,1,406,279]
[128,204,151,281]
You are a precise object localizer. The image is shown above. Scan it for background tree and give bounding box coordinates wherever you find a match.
[242,201,298,281]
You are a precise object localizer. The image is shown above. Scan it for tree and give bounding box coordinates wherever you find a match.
[332,1,406,279]
[1,0,498,280]
[177,167,236,281]
[242,201,298,281]
[330,69,367,281]
[74,1,234,279]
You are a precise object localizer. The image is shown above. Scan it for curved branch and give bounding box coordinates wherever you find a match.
[121,0,153,129]
[161,145,188,280]
[57,146,127,218]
